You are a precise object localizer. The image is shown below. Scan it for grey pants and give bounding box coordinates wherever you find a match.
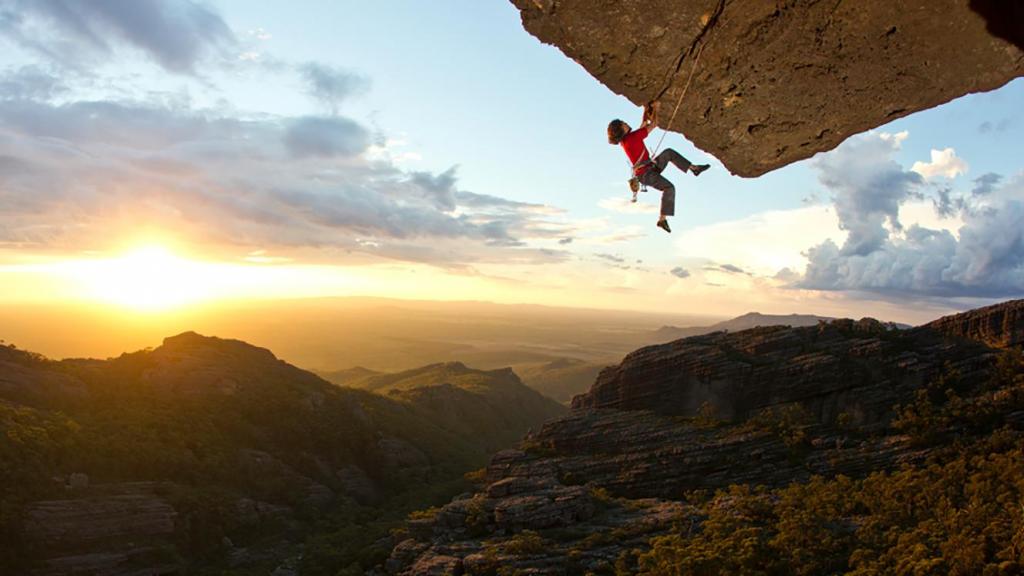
[639,149,692,217]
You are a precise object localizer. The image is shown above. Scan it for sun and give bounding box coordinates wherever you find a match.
[84,245,212,311]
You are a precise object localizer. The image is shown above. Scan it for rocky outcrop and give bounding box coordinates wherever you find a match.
[24,488,177,548]
[573,318,993,422]
[22,483,180,576]
[927,299,1024,350]
[385,300,1024,574]
[510,0,1024,176]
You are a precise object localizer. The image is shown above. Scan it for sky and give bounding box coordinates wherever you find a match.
[0,0,1021,325]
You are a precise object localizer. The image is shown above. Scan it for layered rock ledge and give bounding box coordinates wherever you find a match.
[385,300,1024,574]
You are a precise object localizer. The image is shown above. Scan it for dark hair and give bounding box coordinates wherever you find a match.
[607,119,629,144]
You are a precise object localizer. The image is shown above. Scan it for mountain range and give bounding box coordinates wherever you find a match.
[0,332,563,575]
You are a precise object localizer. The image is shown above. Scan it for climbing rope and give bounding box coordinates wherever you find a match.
[649,38,710,159]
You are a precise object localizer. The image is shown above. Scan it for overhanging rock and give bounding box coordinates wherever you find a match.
[511,0,1024,177]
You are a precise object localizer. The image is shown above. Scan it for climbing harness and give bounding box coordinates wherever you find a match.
[628,158,653,202]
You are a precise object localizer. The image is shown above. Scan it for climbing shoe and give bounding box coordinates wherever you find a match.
[691,164,710,177]
[657,219,672,233]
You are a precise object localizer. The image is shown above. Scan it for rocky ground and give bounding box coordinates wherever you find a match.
[383,300,1024,575]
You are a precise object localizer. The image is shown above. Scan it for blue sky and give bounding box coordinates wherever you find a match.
[0,0,1021,323]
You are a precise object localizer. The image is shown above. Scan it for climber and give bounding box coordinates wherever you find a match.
[607,101,709,233]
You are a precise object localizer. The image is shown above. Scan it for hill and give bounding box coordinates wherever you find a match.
[387,299,1024,575]
[651,312,835,342]
[0,332,564,575]
[328,361,565,453]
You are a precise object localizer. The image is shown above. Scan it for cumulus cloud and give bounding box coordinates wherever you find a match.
[300,63,369,114]
[798,134,1024,298]
[911,148,969,180]
[670,267,690,278]
[932,186,967,219]
[815,131,923,256]
[0,0,235,73]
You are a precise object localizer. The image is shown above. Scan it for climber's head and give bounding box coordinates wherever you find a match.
[607,119,630,144]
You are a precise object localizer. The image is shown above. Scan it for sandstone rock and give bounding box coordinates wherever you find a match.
[35,550,180,576]
[403,553,463,576]
[387,539,430,574]
[927,299,1024,350]
[492,486,595,529]
[385,300,1024,573]
[24,492,177,548]
[509,0,1024,176]
[485,475,557,498]
[572,320,994,423]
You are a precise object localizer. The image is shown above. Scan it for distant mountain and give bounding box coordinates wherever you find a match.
[315,365,381,386]
[341,361,566,452]
[0,332,564,575]
[652,312,835,341]
[512,358,607,404]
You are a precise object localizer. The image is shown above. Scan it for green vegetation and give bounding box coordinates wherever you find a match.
[0,335,562,574]
[619,351,1024,576]
[633,431,1024,575]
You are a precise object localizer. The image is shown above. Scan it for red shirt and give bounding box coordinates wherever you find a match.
[621,126,652,174]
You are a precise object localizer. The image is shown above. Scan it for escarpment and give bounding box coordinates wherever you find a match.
[386,300,1024,575]
[510,0,1024,176]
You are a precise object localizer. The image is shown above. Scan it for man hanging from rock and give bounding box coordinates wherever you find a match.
[607,101,709,233]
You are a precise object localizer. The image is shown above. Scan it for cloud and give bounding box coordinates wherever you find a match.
[979,118,1012,134]
[669,266,690,278]
[798,138,1024,298]
[558,237,573,245]
[972,172,1003,196]
[282,116,371,158]
[594,253,625,264]
[0,66,66,100]
[932,186,967,219]
[0,0,235,73]
[299,62,369,113]
[676,205,843,276]
[0,97,576,267]
[911,148,969,180]
[718,264,746,274]
[598,195,658,214]
[815,132,923,256]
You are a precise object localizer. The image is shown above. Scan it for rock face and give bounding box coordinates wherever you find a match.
[22,483,180,576]
[927,299,1024,350]
[385,300,1024,574]
[571,318,992,421]
[510,0,1024,176]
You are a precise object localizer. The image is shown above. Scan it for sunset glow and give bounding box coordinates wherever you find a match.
[76,246,218,311]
